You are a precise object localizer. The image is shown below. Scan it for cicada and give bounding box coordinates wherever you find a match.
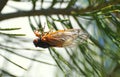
[33,29,89,48]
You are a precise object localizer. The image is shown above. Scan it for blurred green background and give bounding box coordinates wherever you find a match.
[0,0,120,77]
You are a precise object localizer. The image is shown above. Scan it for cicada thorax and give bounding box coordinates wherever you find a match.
[41,31,65,47]
[33,30,52,48]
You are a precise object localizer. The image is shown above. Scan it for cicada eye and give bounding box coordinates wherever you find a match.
[33,39,39,47]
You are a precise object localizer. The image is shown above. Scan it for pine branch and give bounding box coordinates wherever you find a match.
[0,0,119,21]
[0,8,79,21]
[0,0,8,12]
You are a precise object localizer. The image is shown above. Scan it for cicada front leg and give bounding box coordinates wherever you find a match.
[34,30,41,37]
[34,24,46,37]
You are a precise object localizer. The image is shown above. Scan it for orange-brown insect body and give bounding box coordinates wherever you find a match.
[33,29,88,48]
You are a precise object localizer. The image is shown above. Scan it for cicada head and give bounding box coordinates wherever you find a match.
[33,38,51,48]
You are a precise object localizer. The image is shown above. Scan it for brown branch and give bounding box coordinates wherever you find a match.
[0,0,8,12]
[0,8,79,21]
[0,0,119,21]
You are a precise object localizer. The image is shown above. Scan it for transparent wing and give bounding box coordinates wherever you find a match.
[45,29,89,47]
[62,29,89,46]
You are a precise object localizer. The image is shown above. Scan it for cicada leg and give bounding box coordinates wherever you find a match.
[34,23,46,37]
[34,30,41,37]
[45,27,54,35]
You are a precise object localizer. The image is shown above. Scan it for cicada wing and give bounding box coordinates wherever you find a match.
[45,29,89,47]
[46,37,65,47]
[45,29,78,46]
[61,29,89,46]
[78,32,89,43]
